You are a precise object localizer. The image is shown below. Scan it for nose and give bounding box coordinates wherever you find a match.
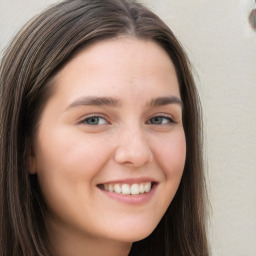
[113,126,153,167]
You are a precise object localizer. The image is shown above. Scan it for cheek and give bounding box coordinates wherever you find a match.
[157,131,186,179]
[34,127,112,203]
[36,126,109,174]
[154,130,186,207]
[150,130,186,219]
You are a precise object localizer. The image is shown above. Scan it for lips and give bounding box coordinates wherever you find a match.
[97,179,158,205]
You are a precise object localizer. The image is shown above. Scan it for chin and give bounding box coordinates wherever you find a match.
[108,221,158,243]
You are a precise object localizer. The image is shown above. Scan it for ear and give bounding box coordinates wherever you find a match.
[28,149,37,174]
[26,140,38,174]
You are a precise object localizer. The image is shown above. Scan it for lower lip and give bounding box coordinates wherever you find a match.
[99,185,157,205]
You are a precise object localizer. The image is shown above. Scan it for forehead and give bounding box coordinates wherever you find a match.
[51,37,180,104]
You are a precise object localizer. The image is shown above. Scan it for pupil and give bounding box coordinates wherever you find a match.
[88,117,99,125]
[152,117,162,124]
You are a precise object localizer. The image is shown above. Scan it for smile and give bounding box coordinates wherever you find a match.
[98,182,154,195]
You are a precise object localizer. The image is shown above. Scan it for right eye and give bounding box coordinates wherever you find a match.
[80,116,109,125]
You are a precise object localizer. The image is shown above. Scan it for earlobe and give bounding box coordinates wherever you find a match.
[29,155,37,174]
[27,141,37,174]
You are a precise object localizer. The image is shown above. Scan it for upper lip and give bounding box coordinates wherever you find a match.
[97,177,159,185]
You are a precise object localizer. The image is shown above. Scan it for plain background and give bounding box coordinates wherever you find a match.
[0,0,255,255]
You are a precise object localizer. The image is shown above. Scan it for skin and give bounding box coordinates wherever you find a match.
[29,38,186,256]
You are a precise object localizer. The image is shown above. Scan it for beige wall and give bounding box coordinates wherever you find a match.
[1,0,255,255]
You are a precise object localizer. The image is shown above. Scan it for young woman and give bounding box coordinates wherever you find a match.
[0,0,209,255]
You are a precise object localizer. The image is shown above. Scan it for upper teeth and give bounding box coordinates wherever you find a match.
[103,182,152,195]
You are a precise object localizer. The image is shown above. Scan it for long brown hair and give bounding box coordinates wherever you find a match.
[0,0,209,255]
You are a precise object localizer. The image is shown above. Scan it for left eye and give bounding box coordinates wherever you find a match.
[148,116,174,125]
[82,116,108,125]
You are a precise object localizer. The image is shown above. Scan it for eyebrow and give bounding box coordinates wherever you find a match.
[66,95,183,110]
[149,96,183,108]
[66,96,121,110]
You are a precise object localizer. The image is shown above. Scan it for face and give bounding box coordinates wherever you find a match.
[30,38,186,249]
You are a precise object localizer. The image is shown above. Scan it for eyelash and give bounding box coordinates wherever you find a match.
[147,115,176,125]
[79,115,109,125]
[79,114,176,126]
